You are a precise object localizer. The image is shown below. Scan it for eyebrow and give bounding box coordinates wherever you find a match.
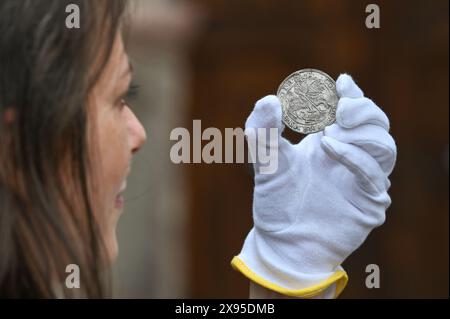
[117,61,133,95]
[113,63,132,103]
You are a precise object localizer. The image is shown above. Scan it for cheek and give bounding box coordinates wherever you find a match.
[96,111,130,207]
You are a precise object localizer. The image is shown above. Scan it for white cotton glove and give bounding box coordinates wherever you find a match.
[231,74,397,298]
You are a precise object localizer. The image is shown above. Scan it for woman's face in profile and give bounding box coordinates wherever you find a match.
[89,34,147,261]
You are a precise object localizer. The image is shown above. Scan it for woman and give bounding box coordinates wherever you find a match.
[0,0,146,298]
[0,0,396,299]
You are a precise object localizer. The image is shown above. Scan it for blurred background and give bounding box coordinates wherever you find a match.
[112,0,449,298]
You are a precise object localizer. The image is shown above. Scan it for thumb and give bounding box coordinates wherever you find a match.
[245,95,293,175]
[245,95,285,132]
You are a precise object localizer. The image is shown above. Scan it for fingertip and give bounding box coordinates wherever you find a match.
[336,73,364,98]
[255,95,281,110]
[254,96,282,121]
[246,95,283,130]
[336,74,352,94]
[336,97,391,131]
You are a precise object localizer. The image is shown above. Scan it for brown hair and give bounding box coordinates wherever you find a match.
[0,0,128,298]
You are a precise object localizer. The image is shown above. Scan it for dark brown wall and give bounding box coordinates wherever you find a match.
[187,0,449,298]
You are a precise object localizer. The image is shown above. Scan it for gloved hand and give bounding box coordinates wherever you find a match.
[231,74,397,298]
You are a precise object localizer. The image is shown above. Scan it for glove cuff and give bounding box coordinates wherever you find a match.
[231,229,348,298]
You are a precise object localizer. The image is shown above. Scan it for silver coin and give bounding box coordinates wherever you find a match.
[277,69,338,134]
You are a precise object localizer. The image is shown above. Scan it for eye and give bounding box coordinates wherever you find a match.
[118,82,140,109]
[125,83,140,101]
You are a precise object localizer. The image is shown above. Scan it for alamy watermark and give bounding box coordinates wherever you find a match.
[365,4,380,29]
[65,4,80,29]
[65,3,380,31]
[170,120,279,174]
[65,264,80,289]
[365,263,380,289]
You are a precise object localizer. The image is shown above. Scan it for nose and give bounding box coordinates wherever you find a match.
[126,108,147,155]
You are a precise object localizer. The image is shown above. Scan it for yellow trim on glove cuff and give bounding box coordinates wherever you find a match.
[231,256,348,298]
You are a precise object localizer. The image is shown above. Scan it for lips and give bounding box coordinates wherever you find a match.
[115,181,127,208]
[115,194,124,208]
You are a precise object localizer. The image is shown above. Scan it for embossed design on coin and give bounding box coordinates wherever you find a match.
[277,69,338,134]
